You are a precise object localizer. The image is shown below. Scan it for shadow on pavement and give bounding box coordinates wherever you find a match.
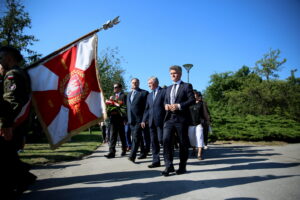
[21,174,298,200]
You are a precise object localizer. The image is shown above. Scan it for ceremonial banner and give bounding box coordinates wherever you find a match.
[27,34,106,149]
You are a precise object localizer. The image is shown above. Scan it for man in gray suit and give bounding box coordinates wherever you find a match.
[127,78,149,163]
[142,76,166,168]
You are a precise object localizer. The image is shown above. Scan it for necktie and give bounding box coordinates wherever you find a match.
[171,84,177,104]
[152,90,156,101]
[130,90,136,102]
[115,93,119,100]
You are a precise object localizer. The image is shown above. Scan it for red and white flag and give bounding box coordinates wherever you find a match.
[27,34,106,149]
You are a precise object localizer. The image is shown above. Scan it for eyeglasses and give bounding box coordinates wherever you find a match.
[114,86,119,89]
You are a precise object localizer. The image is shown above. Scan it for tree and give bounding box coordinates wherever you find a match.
[98,47,126,99]
[0,0,40,64]
[254,49,286,80]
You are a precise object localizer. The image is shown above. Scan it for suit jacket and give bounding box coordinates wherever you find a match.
[142,87,166,127]
[164,81,195,123]
[127,88,149,124]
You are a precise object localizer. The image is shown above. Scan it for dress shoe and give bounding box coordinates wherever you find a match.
[148,163,161,168]
[161,166,175,176]
[137,155,147,159]
[104,153,115,158]
[121,151,126,156]
[128,157,135,163]
[176,167,187,175]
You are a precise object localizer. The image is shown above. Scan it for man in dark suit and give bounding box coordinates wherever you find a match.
[142,76,166,168]
[127,78,149,163]
[162,65,195,176]
[105,83,127,158]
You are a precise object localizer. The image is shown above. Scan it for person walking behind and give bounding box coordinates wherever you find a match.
[188,90,210,160]
[162,65,195,176]
[127,78,148,163]
[199,92,211,150]
[142,76,166,168]
[105,83,127,158]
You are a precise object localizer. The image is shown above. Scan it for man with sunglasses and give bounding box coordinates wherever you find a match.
[105,83,127,158]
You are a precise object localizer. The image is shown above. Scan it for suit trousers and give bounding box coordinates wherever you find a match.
[149,123,163,164]
[129,123,146,159]
[163,118,189,169]
[141,126,150,155]
[109,120,127,154]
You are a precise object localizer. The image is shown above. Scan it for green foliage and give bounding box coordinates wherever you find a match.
[211,114,300,142]
[205,62,300,121]
[0,0,41,64]
[204,49,300,142]
[98,47,126,99]
[254,49,286,80]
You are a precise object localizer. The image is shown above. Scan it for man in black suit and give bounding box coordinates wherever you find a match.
[127,78,149,163]
[162,65,195,176]
[105,83,127,158]
[142,76,166,168]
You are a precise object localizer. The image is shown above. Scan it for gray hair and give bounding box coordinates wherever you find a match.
[148,76,159,85]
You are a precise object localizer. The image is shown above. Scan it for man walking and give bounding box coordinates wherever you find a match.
[127,78,148,163]
[0,46,36,198]
[105,83,127,158]
[142,76,166,168]
[162,65,195,176]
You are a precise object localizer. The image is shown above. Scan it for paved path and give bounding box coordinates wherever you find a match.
[21,143,300,200]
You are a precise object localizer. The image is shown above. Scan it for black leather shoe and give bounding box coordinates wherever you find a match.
[148,163,161,168]
[128,157,135,163]
[121,151,126,156]
[176,168,187,175]
[104,153,115,158]
[137,155,147,159]
[161,166,175,176]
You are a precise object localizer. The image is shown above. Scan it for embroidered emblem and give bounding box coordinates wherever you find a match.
[10,84,16,91]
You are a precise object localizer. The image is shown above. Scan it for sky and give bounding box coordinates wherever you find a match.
[16,0,300,92]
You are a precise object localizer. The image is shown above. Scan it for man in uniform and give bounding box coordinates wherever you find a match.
[0,46,36,198]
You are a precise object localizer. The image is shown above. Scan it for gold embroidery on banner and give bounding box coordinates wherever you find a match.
[61,59,68,70]
[48,100,54,108]
[59,70,88,106]
[74,104,84,124]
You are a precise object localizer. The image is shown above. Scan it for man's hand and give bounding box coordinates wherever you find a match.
[141,122,146,129]
[170,104,179,111]
[0,64,6,76]
[0,127,13,141]
[165,104,171,111]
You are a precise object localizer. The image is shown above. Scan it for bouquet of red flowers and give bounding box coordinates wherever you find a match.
[105,99,126,117]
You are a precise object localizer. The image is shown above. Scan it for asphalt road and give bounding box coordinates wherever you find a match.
[21,142,300,200]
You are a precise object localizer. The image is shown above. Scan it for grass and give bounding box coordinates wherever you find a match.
[19,131,102,166]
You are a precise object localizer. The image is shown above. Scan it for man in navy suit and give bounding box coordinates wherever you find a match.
[162,65,195,176]
[142,76,166,168]
[127,78,149,163]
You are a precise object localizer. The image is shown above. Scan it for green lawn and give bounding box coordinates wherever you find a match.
[19,131,102,166]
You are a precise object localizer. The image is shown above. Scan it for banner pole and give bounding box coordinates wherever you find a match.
[26,16,120,70]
